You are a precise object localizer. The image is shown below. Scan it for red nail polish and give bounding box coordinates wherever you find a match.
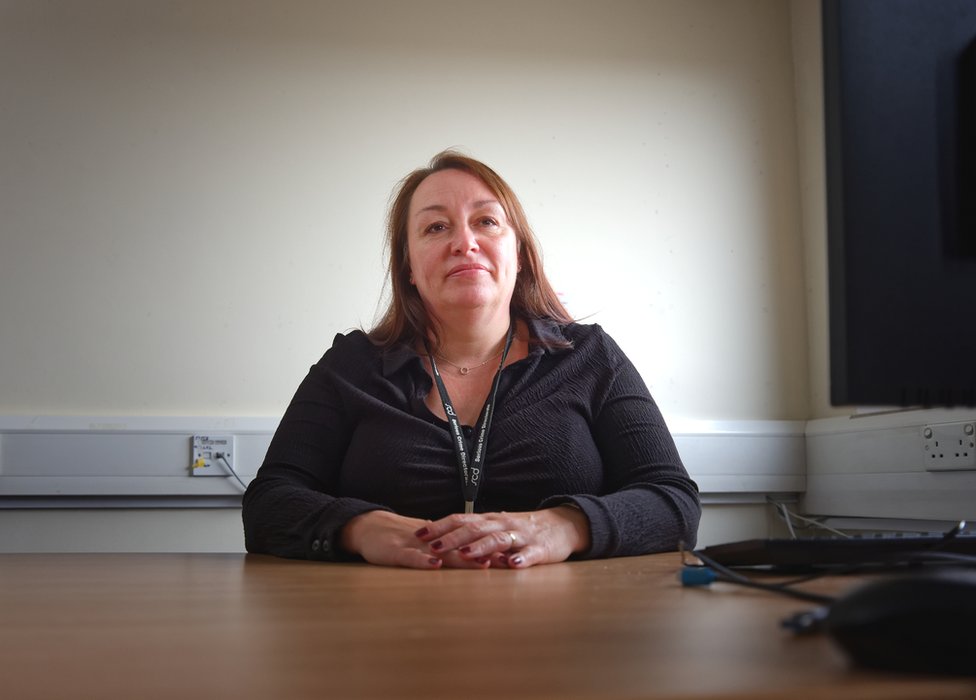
[459,546,472,554]
[428,557,441,566]
[431,540,444,551]
[510,555,524,567]
[415,527,429,537]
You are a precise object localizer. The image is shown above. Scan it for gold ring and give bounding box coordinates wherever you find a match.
[508,531,518,548]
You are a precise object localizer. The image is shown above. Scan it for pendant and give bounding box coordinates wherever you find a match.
[459,367,469,375]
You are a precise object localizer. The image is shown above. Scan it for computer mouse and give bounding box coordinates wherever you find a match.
[825,568,976,676]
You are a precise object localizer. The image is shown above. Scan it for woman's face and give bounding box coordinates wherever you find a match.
[406,168,519,323]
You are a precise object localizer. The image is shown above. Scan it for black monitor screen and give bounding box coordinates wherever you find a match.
[824,0,976,406]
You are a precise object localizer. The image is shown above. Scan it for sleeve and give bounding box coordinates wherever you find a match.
[540,331,701,558]
[241,334,392,562]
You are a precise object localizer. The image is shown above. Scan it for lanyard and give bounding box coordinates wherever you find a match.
[426,322,515,514]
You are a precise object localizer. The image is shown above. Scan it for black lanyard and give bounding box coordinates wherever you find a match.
[426,322,515,514]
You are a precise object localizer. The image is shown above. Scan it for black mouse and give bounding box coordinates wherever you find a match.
[825,568,976,676]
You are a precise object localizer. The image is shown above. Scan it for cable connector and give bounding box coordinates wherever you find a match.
[781,606,829,635]
[680,566,719,587]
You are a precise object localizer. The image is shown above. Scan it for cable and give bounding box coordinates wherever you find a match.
[941,520,968,541]
[689,549,836,604]
[683,521,976,639]
[678,542,836,604]
[775,502,797,539]
[680,520,976,605]
[216,453,248,492]
[901,549,976,566]
[767,498,851,539]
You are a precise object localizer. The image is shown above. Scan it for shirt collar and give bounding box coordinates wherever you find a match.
[381,341,422,378]
[379,316,573,378]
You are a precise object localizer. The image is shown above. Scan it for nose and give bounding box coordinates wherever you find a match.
[450,222,479,255]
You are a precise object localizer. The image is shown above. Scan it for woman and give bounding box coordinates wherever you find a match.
[242,150,700,569]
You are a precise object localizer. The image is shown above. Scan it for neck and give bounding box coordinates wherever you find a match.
[428,307,512,365]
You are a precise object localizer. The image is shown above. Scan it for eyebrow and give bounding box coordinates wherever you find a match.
[413,200,502,218]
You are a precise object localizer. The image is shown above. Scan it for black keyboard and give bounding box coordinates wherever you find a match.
[698,532,976,569]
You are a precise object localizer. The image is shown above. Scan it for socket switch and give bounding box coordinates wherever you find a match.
[922,422,976,472]
[191,434,235,477]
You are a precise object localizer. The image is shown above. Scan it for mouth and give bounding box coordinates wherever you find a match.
[447,264,489,277]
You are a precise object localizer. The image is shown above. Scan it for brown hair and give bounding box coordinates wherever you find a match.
[368,150,572,349]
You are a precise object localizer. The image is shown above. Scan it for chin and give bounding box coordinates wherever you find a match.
[442,288,498,308]
[448,298,495,311]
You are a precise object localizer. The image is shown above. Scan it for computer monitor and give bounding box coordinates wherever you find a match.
[823,0,976,407]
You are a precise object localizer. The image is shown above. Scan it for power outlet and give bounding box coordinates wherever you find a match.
[922,422,976,472]
[191,435,234,477]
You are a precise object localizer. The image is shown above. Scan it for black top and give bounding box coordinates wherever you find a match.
[242,318,700,561]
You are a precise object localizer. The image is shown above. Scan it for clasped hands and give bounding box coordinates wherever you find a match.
[340,506,590,569]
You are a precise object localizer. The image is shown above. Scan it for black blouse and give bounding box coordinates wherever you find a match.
[242,318,700,561]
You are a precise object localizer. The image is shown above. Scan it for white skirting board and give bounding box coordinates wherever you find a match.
[0,416,807,508]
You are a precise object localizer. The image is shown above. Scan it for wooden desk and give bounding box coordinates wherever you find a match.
[0,553,973,699]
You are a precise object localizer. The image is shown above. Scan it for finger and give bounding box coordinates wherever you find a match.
[501,546,541,569]
[387,547,444,570]
[437,550,492,569]
[413,513,477,542]
[491,552,511,568]
[423,519,506,554]
[455,529,521,560]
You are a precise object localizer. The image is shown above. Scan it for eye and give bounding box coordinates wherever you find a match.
[477,217,499,228]
[424,222,448,234]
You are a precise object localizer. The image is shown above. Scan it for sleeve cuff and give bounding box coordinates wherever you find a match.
[539,494,610,560]
[306,499,393,562]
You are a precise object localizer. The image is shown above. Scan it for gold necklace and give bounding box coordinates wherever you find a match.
[434,348,504,376]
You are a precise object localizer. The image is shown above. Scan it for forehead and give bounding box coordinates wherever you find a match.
[409,169,499,216]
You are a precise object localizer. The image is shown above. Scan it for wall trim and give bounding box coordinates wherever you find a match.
[0,416,807,508]
[8,410,973,519]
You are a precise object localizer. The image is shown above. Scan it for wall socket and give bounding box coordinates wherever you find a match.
[190,435,234,477]
[922,422,976,472]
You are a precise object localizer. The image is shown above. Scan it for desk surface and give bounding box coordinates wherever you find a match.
[0,552,973,700]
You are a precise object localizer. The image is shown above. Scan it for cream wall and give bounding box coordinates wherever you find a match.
[0,0,810,422]
[0,0,817,551]
[790,0,844,420]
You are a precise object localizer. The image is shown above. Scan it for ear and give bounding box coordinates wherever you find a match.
[403,249,414,285]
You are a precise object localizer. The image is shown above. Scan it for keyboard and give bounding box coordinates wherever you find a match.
[698,532,976,569]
